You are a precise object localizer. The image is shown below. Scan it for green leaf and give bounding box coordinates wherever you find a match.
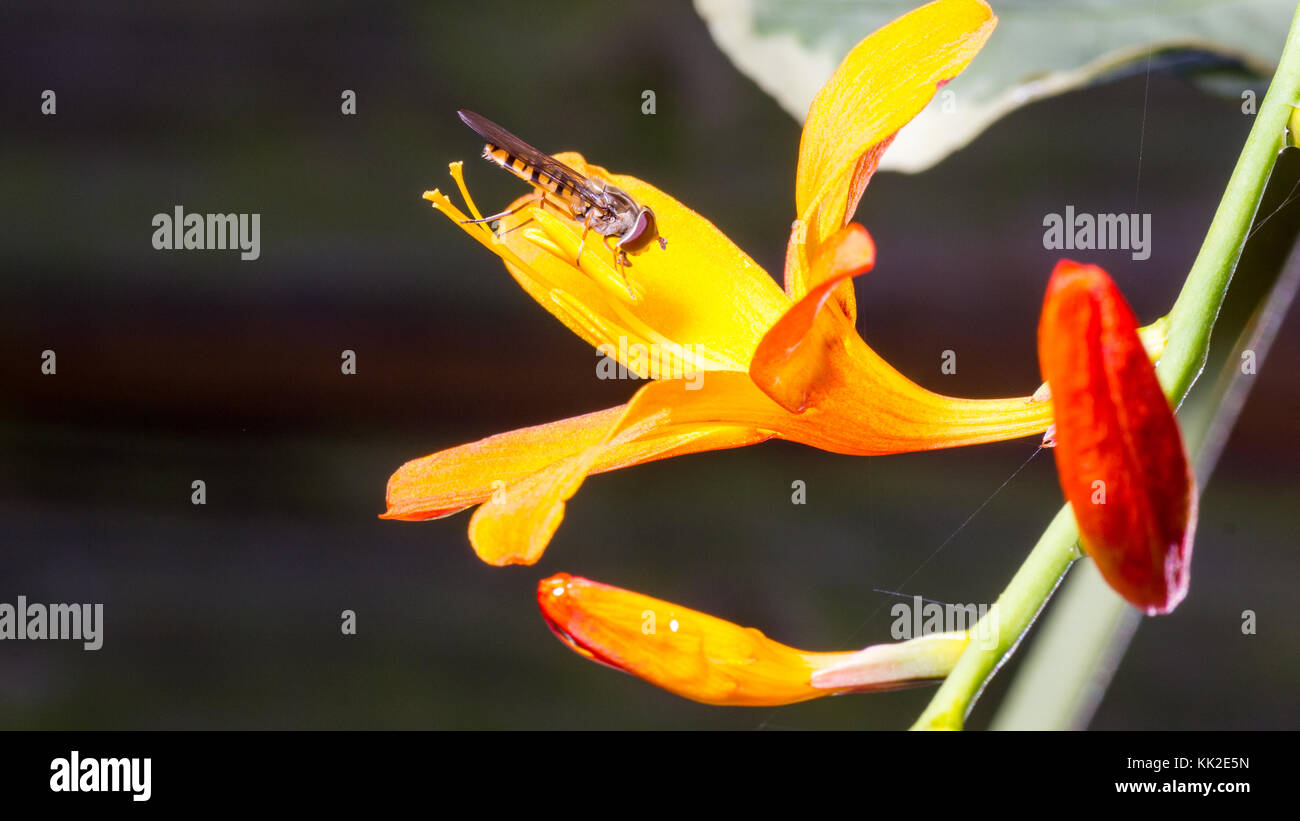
[695,0,1293,172]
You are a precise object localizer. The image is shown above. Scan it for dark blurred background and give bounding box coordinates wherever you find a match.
[0,0,1295,729]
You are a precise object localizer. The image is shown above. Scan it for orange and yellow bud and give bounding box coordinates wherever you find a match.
[538,573,969,706]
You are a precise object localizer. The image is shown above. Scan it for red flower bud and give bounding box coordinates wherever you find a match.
[1037,261,1197,614]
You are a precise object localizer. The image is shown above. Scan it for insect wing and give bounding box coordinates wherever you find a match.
[457,109,601,202]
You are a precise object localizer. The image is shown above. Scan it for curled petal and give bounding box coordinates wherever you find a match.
[538,573,969,706]
[790,0,996,298]
[753,223,875,412]
[1037,261,1197,615]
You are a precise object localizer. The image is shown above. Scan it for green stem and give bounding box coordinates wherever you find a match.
[990,239,1300,729]
[913,508,1079,730]
[1160,7,1300,403]
[911,2,1300,731]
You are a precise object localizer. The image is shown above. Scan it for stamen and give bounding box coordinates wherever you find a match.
[423,186,532,272]
[448,161,486,223]
[522,224,563,256]
[529,209,643,305]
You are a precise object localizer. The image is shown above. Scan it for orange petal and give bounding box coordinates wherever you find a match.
[382,406,625,521]
[465,358,1051,564]
[619,369,1050,459]
[1037,261,1197,615]
[383,407,767,561]
[789,0,996,299]
[465,413,766,566]
[538,573,969,706]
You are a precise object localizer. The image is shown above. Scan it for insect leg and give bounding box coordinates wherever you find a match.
[575,212,598,266]
[494,216,536,239]
[460,190,546,226]
[604,235,634,289]
[574,207,603,266]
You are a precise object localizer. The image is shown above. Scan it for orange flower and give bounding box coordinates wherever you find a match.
[1037,261,1197,614]
[539,573,969,706]
[384,0,1054,565]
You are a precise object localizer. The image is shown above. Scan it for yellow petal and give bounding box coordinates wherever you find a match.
[789,0,996,300]
[426,154,790,376]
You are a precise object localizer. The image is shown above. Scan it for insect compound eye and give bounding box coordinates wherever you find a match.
[618,208,657,252]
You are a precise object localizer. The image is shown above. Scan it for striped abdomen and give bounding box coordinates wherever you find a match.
[483,144,573,200]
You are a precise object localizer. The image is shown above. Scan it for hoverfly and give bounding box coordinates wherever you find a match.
[456,109,666,276]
